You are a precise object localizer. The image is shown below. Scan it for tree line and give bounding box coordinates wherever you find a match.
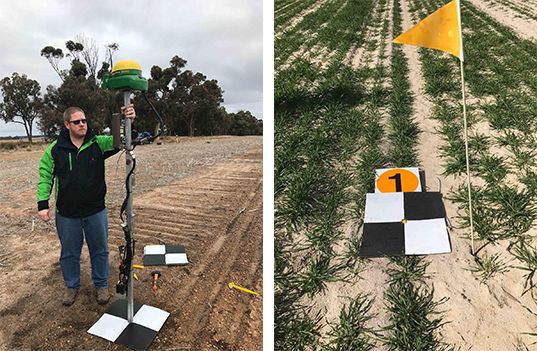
[0,34,262,142]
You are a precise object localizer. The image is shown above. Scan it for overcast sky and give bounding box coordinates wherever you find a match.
[0,0,263,137]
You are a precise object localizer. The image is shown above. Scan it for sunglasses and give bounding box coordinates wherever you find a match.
[68,119,87,125]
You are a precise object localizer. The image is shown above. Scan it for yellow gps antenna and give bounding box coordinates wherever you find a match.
[102,60,148,91]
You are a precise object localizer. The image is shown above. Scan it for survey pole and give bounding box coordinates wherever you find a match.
[124,91,135,323]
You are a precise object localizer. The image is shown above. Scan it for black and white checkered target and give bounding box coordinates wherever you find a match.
[143,245,188,266]
[360,192,451,257]
[88,299,169,351]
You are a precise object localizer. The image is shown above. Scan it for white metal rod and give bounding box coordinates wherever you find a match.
[124,91,135,323]
[460,59,475,255]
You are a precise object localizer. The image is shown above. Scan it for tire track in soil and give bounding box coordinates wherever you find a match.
[187,184,263,350]
[127,145,263,350]
[0,144,263,351]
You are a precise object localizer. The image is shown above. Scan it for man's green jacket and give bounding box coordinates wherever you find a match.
[37,128,117,218]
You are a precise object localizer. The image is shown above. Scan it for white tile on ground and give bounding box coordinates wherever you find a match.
[165,253,188,265]
[88,313,129,341]
[404,218,451,255]
[364,192,404,223]
[144,245,166,255]
[133,305,170,332]
[132,305,170,332]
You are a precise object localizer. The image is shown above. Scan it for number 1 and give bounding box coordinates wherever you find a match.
[389,173,402,192]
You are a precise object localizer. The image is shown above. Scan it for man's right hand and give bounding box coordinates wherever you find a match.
[38,209,51,222]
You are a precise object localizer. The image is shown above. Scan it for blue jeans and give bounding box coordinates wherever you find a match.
[55,208,110,290]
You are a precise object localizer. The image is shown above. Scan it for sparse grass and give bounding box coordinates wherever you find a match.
[389,0,419,167]
[275,0,323,30]
[380,1,453,349]
[275,0,375,69]
[416,0,537,288]
[382,256,453,351]
[511,0,537,20]
[475,153,509,184]
[487,186,537,237]
[323,294,377,351]
[383,284,452,351]
[274,6,381,344]
[448,183,537,244]
[298,253,343,298]
[342,235,363,274]
[275,236,324,350]
[520,170,537,198]
[510,241,537,299]
[0,139,47,152]
[468,251,511,283]
[274,293,324,351]
[386,256,429,285]
[273,0,537,348]
[513,336,531,351]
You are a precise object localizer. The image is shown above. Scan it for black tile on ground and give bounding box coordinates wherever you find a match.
[404,192,446,220]
[106,299,144,320]
[115,323,158,351]
[143,255,166,266]
[165,245,186,254]
[360,222,405,258]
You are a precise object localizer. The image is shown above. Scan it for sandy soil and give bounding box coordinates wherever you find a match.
[348,0,394,70]
[406,0,537,348]
[386,0,537,349]
[0,136,263,350]
[469,0,537,41]
[275,0,331,38]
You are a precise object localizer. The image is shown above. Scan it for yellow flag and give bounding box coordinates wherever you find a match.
[393,0,463,61]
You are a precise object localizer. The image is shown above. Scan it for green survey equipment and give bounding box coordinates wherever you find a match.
[105,60,165,148]
[88,59,170,351]
[102,60,148,91]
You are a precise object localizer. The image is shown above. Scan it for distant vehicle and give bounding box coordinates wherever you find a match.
[137,132,152,141]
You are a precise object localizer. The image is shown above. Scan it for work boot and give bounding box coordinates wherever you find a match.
[62,288,79,306]
[96,287,110,305]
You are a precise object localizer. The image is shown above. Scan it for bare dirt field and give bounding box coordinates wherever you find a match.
[0,135,263,350]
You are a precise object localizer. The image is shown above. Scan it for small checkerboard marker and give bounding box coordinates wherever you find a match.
[88,299,169,351]
[360,192,451,257]
[143,245,188,266]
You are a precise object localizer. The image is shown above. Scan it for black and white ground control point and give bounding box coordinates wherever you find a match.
[88,299,169,351]
[143,245,188,266]
[360,192,451,257]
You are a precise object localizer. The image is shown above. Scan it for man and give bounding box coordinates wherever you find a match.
[37,105,135,306]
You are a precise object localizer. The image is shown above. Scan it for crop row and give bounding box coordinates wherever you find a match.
[275,0,324,30]
[275,0,376,70]
[409,0,537,305]
[275,0,453,348]
[275,0,387,348]
[488,0,537,22]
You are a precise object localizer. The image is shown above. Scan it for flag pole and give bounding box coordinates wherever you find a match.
[460,59,475,256]
[391,0,475,254]
[456,0,475,255]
